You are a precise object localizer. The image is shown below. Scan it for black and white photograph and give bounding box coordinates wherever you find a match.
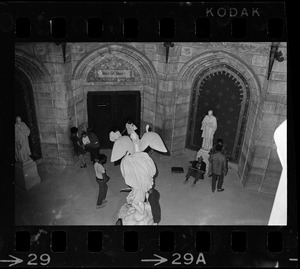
[14,41,287,226]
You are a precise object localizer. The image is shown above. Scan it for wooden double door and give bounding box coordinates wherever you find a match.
[87,91,141,149]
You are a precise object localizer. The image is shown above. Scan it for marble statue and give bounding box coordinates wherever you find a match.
[15,116,32,163]
[111,125,167,225]
[201,110,217,152]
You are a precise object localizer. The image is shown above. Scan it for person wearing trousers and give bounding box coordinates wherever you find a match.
[209,144,228,192]
[94,154,109,208]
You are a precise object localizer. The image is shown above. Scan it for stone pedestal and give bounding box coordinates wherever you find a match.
[15,159,41,190]
[196,148,210,165]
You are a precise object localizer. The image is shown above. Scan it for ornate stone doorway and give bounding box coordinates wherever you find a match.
[187,64,250,162]
[15,69,42,161]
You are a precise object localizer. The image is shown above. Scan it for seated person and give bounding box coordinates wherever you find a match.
[81,131,91,146]
[184,156,206,186]
[86,128,100,162]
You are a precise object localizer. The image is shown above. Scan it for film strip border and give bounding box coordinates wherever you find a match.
[0,2,287,41]
[0,2,296,268]
[0,227,296,267]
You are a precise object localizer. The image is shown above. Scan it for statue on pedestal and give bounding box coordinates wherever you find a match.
[15,116,32,163]
[111,126,167,225]
[201,110,217,152]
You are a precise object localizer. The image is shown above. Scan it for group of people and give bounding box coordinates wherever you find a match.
[69,119,140,210]
[70,127,109,209]
[109,119,138,142]
[184,138,228,193]
[70,127,100,168]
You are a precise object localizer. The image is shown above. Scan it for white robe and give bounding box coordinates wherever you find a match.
[201,115,217,151]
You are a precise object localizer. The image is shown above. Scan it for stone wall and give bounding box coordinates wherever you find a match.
[15,43,73,166]
[15,42,287,194]
[244,43,287,194]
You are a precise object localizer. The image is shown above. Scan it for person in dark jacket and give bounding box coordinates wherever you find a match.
[208,138,228,176]
[209,144,228,192]
[147,183,161,225]
[184,156,206,186]
[70,127,87,168]
[86,128,100,162]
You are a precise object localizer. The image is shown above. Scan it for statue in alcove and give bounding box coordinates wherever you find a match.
[201,110,217,152]
[111,126,167,225]
[15,116,32,163]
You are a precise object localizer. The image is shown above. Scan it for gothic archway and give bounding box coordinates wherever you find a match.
[15,49,54,163]
[173,50,261,180]
[187,64,250,162]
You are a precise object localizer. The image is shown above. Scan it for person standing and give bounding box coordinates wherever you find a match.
[86,128,100,162]
[94,154,109,209]
[70,127,87,168]
[209,144,228,192]
[147,184,161,225]
[208,138,228,176]
[201,110,217,152]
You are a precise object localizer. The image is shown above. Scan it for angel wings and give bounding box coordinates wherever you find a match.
[111,130,168,162]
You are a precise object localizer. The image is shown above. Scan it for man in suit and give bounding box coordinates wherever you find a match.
[209,144,228,192]
[184,156,206,186]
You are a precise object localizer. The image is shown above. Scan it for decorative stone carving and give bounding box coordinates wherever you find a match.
[34,43,47,56]
[181,46,193,56]
[87,54,141,84]
[181,42,270,55]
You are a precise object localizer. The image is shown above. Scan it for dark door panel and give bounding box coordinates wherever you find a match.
[87,91,140,149]
[115,92,141,136]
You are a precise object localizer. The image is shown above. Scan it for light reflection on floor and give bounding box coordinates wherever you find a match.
[15,149,276,225]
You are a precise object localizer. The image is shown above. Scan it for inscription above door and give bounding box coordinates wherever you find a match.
[87,55,141,83]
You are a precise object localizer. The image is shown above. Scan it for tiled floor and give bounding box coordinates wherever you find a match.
[15,149,275,225]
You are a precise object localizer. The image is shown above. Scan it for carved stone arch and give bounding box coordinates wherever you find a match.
[72,44,158,88]
[177,50,261,96]
[15,49,53,84]
[71,43,159,136]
